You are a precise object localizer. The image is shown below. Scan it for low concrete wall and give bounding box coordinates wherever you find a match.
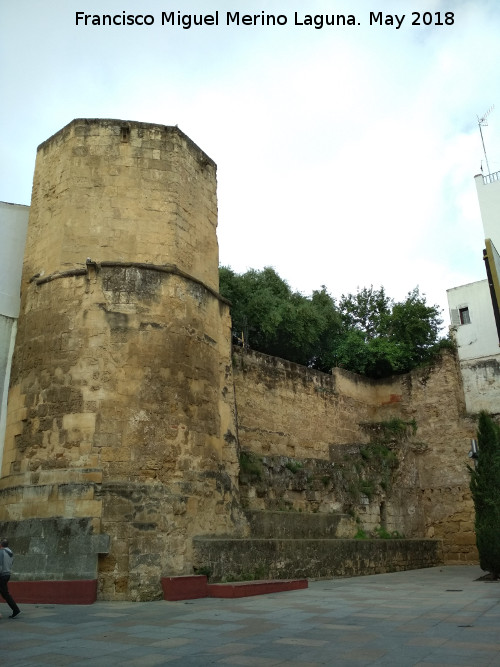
[193,537,443,582]
[9,580,97,604]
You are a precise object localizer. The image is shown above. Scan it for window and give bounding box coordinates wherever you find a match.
[459,307,471,325]
[120,126,130,142]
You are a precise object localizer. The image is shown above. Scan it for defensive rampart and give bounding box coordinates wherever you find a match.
[1,119,247,600]
[232,347,477,563]
[0,119,479,601]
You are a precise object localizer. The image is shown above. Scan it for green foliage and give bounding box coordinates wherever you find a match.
[360,444,398,466]
[360,437,401,496]
[384,418,417,437]
[338,286,392,339]
[335,286,444,378]
[469,412,500,578]
[220,268,446,379]
[239,450,263,481]
[193,566,212,579]
[219,266,342,370]
[354,527,368,539]
[285,460,303,474]
[374,526,405,539]
[368,418,417,444]
[358,479,376,499]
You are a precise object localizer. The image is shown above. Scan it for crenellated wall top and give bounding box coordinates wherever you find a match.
[37,118,215,168]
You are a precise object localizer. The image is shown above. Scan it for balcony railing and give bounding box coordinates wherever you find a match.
[482,171,500,184]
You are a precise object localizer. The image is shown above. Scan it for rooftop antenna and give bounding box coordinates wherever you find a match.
[478,105,494,176]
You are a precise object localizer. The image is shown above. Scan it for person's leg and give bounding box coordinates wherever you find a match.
[0,576,20,615]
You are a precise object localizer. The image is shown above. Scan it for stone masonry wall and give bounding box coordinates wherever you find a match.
[25,118,219,291]
[232,347,478,563]
[3,119,247,600]
[3,267,247,599]
[1,119,481,600]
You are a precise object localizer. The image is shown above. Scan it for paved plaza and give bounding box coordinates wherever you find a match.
[3,565,499,666]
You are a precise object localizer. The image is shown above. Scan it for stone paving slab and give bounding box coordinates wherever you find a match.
[2,566,499,666]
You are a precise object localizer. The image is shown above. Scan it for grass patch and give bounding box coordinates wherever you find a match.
[354,528,368,539]
[239,450,263,480]
[358,479,376,499]
[374,526,405,539]
[285,459,303,474]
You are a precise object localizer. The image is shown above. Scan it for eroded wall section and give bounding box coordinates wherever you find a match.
[232,347,478,563]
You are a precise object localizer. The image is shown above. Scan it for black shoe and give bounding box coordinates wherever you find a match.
[9,610,21,618]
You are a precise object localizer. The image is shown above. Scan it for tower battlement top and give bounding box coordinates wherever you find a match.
[37,118,216,169]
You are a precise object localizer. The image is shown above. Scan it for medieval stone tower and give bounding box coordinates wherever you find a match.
[1,119,247,600]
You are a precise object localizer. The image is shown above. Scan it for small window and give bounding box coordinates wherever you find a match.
[120,126,130,142]
[459,307,471,325]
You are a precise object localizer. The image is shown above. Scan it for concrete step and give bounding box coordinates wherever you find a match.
[161,574,308,601]
[208,578,308,598]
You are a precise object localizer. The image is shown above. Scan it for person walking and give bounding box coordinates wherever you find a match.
[0,538,21,618]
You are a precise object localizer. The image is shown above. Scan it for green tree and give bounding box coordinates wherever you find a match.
[469,411,500,579]
[388,288,444,368]
[220,268,448,379]
[336,286,445,378]
[219,266,341,369]
[338,286,392,340]
[307,287,343,372]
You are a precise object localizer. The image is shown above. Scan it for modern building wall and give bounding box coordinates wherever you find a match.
[447,280,499,360]
[475,172,500,247]
[0,202,29,466]
[447,172,500,414]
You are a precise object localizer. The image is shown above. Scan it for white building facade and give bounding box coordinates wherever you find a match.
[0,202,29,457]
[447,172,500,414]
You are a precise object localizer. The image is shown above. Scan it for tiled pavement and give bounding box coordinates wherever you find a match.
[3,565,499,666]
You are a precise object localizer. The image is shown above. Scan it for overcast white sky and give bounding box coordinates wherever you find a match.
[2,1,500,327]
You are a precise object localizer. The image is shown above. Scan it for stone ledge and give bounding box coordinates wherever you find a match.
[207,578,308,598]
[161,575,308,600]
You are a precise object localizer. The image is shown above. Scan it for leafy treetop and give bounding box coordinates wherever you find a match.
[219,266,451,378]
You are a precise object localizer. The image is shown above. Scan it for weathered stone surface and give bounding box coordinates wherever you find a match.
[233,347,478,564]
[193,537,443,582]
[245,510,355,539]
[459,356,500,413]
[3,120,246,600]
[0,517,104,580]
[27,119,219,291]
[1,119,480,601]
